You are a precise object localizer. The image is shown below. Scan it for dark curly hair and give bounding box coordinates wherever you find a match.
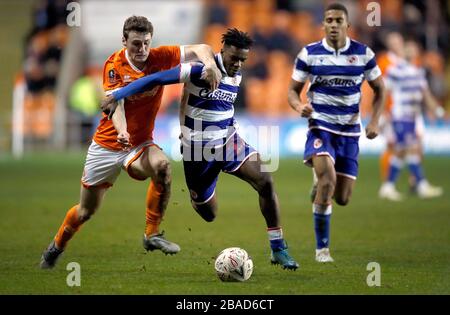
[221,28,254,49]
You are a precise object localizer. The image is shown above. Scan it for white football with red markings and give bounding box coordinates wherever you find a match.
[214,247,253,282]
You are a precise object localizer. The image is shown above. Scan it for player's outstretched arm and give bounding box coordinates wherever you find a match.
[101,65,195,118]
[366,76,386,139]
[288,79,313,118]
[184,44,222,90]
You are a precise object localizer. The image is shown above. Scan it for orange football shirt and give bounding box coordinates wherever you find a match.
[94,46,181,151]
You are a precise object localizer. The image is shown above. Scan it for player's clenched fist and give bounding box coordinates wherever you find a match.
[201,64,222,91]
[365,121,379,139]
[299,103,313,118]
[117,131,131,151]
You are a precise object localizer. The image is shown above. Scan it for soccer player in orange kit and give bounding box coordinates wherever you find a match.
[40,16,221,268]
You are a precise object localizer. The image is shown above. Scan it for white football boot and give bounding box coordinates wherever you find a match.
[379,182,403,201]
[315,248,334,263]
[417,180,443,199]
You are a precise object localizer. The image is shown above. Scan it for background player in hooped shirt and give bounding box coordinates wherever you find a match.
[377,33,440,196]
[377,32,406,182]
[40,16,222,269]
[287,3,386,263]
[378,38,444,201]
[101,28,300,270]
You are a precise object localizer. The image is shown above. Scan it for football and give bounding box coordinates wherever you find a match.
[214,247,253,282]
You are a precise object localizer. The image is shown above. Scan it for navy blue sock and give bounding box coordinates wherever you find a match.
[314,212,331,249]
[267,227,286,251]
[269,238,286,251]
[407,155,425,183]
[387,157,403,183]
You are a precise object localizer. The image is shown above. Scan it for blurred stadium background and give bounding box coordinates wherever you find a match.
[0,0,449,294]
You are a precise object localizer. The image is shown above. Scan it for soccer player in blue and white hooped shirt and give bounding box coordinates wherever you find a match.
[101,28,299,270]
[288,3,386,263]
[378,39,444,201]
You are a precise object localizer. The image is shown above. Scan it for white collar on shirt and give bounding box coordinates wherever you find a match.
[216,53,229,76]
[322,37,351,54]
[125,49,146,73]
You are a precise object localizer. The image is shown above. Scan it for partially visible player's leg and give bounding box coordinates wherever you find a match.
[310,168,318,203]
[380,142,394,182]
[41,141,119,269]
[379,122,407,201]
[304,129,336,263]
[379,148,405,201]
[59,185,108,246]
[40,185,108,269]
[128,144,179,254]
[406,144,443,199]
[411,114,425,192]
[313,155,336,205]
[334,141,358,206]
[181,144,221,222]
[379,117,395,182]
[226,137,299,270]
[407,142,421,193]
[191,194,218,222]
[333,133,360,207]
[129,145,171,234]
[230,154,280,227]
[311,155,335,263]
[333,175,355,206]
[406,117,442,197]
[314,152,357,260]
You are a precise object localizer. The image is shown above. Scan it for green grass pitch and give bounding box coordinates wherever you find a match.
[0,153,449,294]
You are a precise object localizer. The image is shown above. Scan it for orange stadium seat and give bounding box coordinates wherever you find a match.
[23,91,55,138]
[203,24,227,52]
[228,0,253,32]
[246,51,296,117]
[160,84,184,114]
[245,77,267,115]
[289,12,319,46]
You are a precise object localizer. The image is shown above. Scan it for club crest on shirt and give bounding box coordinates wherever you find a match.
[313,138,323,149]
[108,69,118,83]
[189,189,198,199]
[347,55,358,64]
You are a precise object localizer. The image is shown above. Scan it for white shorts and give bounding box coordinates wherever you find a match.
[81,140,156,188]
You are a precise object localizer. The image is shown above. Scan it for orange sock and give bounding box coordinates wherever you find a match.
[145,182,164,237]
[54,205,84,249]
[380,149,393,181]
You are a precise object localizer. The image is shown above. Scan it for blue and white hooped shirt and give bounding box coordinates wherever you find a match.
[292,37,382,137]
[179,53,241,147]
[385,59,427,123]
